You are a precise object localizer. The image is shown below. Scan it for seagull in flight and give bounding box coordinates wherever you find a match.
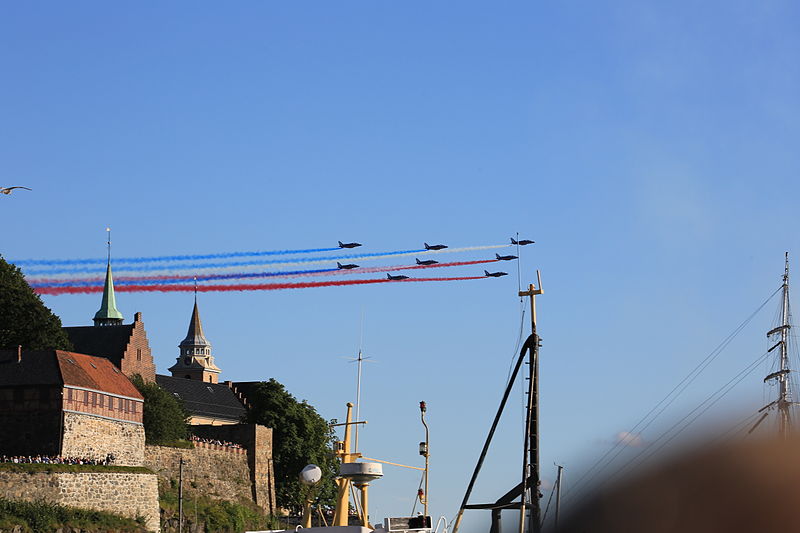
[1,186,32,195]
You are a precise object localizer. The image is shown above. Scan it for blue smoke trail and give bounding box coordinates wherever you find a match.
[22,249,427,276]
[12,247,342,267]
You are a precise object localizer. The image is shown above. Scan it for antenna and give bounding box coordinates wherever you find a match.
[344,311,374,453]
[516,231,523,299]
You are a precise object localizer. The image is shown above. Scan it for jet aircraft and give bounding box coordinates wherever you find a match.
[338,241,362,248]
[424,243,448,250]
[415,258,439,266]
[496,253,518,261]
[337,262,359,270]
[510,237,535,245]
[485,270,508,277]
[387,273,410,281]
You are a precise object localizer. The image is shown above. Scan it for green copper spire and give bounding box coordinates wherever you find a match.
[93,229,124,326]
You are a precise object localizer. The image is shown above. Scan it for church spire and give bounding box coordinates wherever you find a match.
[170,293,221,383]
[93,228,123,326]
[181,300,210,347]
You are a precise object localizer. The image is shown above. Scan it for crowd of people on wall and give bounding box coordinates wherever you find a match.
[0,454,115,465]
[189,434,244,449]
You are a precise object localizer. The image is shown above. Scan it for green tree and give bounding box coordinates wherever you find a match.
[0,256,73,351]
[131,375,190,446]
[244,379,338,513]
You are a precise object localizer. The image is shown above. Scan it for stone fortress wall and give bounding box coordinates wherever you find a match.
[0,471,160,532]
[144,444,251,503]
[191,423,275,514]
[144,423,275,515]
[61,411,145,466]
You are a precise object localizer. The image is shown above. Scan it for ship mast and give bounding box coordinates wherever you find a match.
[754,253,794,437]
[777,252,792,437]
[452,271,543,533]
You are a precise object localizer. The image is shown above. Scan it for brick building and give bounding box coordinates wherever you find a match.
[0,349,145,465]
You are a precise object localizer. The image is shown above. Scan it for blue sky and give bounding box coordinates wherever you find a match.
[2,1,799,530]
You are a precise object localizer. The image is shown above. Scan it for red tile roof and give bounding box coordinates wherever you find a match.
[0,350,142,400]
[56,351,142,399]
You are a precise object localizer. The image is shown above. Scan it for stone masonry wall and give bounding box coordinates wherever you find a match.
[0,471,160,532]
[144,444,252,504]
[190,424,275,514]
[120,312,156,383]
[61,411,145,466]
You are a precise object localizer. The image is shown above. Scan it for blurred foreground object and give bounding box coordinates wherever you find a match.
[558,435,800,533]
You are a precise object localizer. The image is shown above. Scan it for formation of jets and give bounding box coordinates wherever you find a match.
[331,237,532,280]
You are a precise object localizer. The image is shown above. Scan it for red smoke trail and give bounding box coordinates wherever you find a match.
[35,276,487,295]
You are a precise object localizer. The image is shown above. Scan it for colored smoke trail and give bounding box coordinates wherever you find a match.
[27,260,500,288]
[12,247,342,266]
[28,268,341,288]
[22,245,510,277]
[34,276,487,295]
[22,249,425,275]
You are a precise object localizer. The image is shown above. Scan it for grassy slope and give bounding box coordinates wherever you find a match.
[0,497,146,532]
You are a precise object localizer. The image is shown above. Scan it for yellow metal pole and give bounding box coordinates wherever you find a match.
[302,493,313,529]
[358,483,370,526]
[333,403,354,526]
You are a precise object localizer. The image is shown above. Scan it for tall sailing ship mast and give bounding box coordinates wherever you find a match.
[752,253,795,436]
[452,271,544,533]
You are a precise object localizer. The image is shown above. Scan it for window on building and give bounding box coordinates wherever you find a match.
[92,393,97,407]
[137,349,142,361]
[67,389,73,401]
[109,397,114,410]
[84,391,89,404]
[99,395,104,408]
